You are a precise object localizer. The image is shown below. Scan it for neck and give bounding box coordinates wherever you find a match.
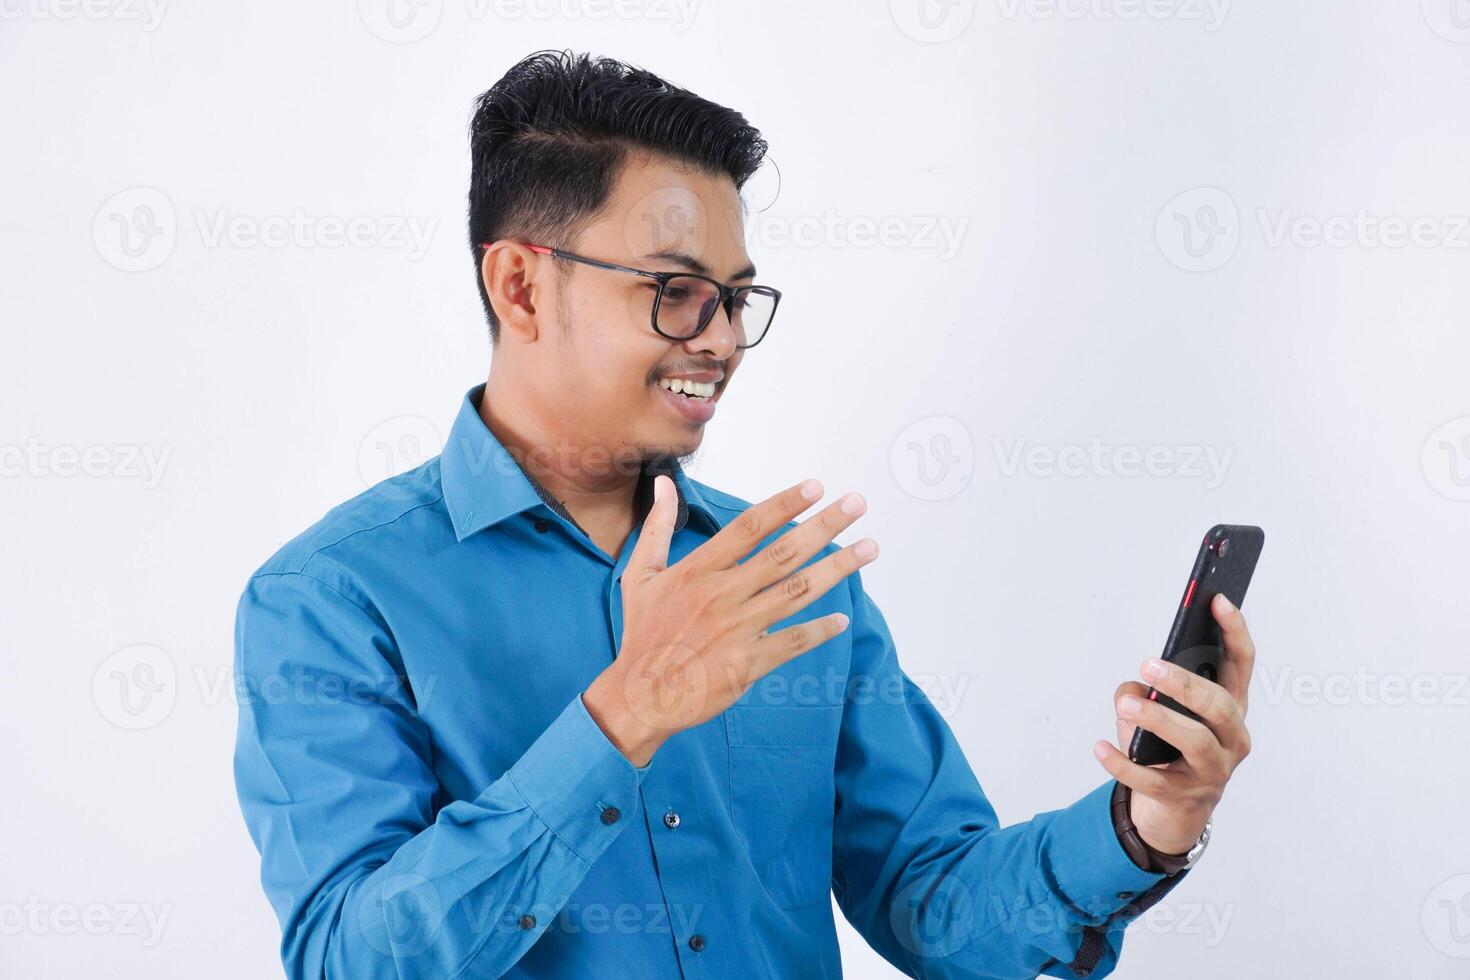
[478,372,647,532]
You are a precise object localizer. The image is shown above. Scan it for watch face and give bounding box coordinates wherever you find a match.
[1185,820,1212,867]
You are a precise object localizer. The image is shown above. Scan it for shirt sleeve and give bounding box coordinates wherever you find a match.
[830,568,1188,979]
[232,568,649,980]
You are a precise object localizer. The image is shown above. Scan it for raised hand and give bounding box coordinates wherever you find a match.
[583,476,879,765]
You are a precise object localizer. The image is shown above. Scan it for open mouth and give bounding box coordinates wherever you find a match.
[655,377,716,401]
[654,377,719,423]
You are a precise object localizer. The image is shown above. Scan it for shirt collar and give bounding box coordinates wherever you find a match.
[441,384,717,542]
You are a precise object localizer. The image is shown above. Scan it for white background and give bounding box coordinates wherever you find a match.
[4,1,1470,976]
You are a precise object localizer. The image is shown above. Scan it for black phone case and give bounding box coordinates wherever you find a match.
[1128,524,1264,766]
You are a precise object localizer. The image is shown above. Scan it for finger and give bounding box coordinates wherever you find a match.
[689,479,824,572]
[1117,691,1224,777]
[1212,593,1256,715]
[744,537,878,631]
[1141,658,1248,756]
[1113,680,1150,752]
[1092,739,1187,797]
[749,611,851,675]
[729,491,870,599]
[626,475,677,583]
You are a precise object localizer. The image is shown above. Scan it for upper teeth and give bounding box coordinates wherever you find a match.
[658,378,716,398]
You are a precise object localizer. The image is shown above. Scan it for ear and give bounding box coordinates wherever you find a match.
[480,241,542,342]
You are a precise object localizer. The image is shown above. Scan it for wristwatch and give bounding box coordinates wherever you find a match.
[1110,781,1211,875]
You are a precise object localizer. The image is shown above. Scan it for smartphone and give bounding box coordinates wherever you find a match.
[1128,524,1265,766]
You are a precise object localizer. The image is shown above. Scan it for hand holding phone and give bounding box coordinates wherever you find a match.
[1128,524,1264,766]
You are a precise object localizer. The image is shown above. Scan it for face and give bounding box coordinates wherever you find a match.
[486,152,756,472]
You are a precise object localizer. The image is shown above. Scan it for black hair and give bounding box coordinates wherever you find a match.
[467,50,768,342]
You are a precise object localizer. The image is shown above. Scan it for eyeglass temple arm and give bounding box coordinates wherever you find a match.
[478,241,554,254]
[484,243,760,295]
[479,242,554,255]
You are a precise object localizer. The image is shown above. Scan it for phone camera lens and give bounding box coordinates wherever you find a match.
[1217,538,1230,557]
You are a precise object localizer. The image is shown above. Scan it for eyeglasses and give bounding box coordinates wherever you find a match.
[481,241,782,349]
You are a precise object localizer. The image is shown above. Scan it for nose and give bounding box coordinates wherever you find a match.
[683,301,738,360]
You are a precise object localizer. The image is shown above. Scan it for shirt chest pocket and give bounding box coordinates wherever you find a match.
[725,704,842,911]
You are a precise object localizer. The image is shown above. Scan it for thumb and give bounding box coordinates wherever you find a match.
[627,474,676,582]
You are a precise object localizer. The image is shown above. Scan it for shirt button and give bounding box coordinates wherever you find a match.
[533,519,550,533]
[663,810,681,830]
[518,914,536,930]
[600,806,621,825]
[688,934,706,952]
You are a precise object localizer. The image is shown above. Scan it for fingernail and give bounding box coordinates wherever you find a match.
[1118,695,1141,714]
[854,538,878,559]
[799,479,822,501]
[833,613,850,630]
[1143,659,1166,680]
[654,475,666,503]
[840,492,866,515]
[1092,741,1109,761]
[1214,593,1235,612]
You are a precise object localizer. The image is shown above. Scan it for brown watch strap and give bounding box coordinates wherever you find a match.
[1110,781,1192,875]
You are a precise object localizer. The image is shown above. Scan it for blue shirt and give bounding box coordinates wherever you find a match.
[233,384,1182,979]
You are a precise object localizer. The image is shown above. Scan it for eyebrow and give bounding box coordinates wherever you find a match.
[641,249,757,282]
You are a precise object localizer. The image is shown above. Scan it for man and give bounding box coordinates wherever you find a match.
[233,50,1255,978]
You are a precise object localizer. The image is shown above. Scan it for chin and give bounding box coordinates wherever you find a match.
[643,423,703,461]
[655,432,703,460]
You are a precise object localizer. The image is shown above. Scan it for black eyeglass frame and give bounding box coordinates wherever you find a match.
[480,241,782,349]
